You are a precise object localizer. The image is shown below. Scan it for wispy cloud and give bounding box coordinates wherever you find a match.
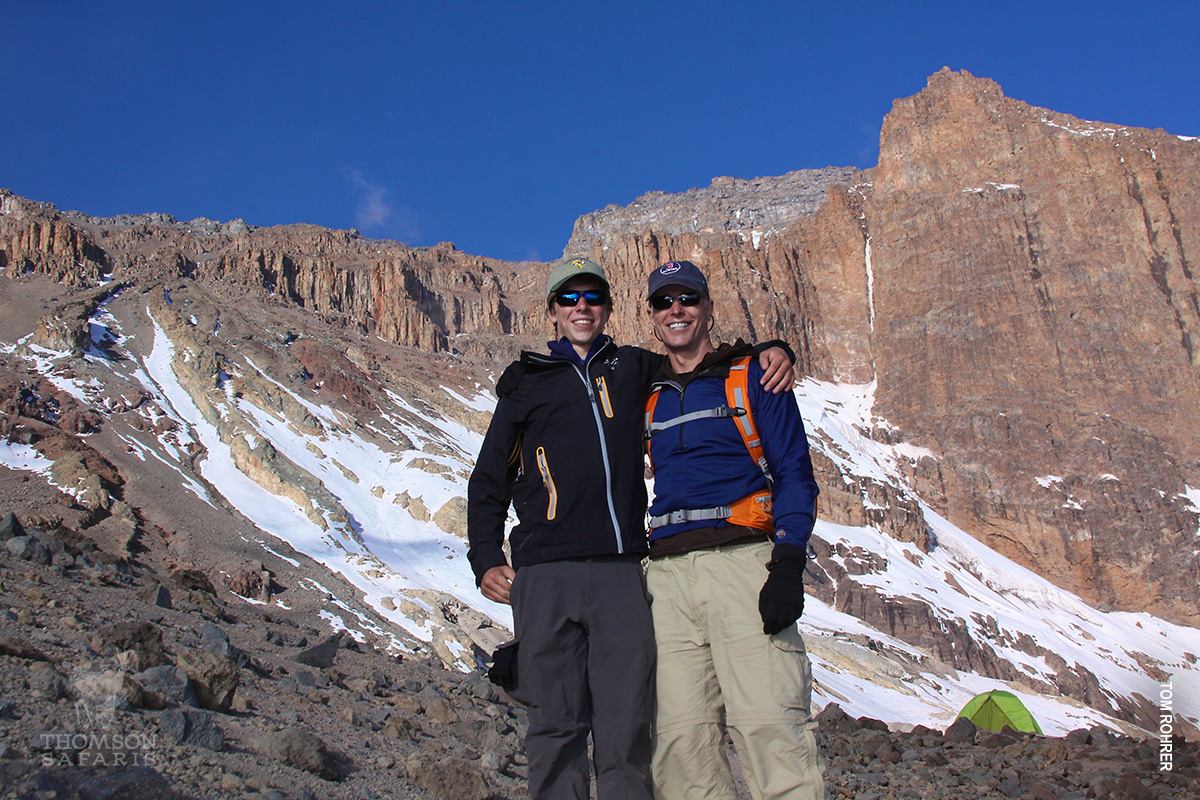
[343,169,421,243]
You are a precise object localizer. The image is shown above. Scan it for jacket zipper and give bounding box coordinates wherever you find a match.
[649,378,687,451]
[577,352,625,554]
[535,446,558,521]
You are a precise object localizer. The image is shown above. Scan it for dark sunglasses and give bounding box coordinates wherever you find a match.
[649,292,705,311]
[554,290,609,307]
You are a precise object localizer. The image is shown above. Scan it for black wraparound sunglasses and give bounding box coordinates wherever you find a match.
[649,292,705,311]
[554,290,609,307]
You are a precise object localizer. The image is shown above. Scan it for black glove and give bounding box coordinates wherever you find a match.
[758,543,808,635]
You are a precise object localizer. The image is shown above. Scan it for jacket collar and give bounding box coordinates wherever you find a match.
[523,334,615,368]
[657,339,754,387]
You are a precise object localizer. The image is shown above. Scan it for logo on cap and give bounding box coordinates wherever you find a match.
[571,260,586,269]
[660,262,682,275]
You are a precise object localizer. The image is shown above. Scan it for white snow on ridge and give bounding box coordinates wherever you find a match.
[3,300,1197,732]
[791,377,1200,733]
[1040,117,1117,139]
[0,442,54,474]
[1181,486,1200,513]
[134,312,503,662]
[442,386,494,413]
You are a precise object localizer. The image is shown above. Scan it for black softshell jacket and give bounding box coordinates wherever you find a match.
[467,337,661,584]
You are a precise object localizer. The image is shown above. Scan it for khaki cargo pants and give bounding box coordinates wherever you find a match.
[647,541,823,800]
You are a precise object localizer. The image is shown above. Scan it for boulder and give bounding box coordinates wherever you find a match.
[0,634,50,662]
[137,665,196,707]
[74,670,162,710]
[99,621,167,668]
[258,727,339,781]
[0,511,25,540]
[158,707,225,751]
[404,754,490,800]
[292,633,343,669]
[175,646,238,713]
[943,715,978,745]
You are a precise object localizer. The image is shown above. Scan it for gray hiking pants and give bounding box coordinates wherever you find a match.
[509,557,655,800]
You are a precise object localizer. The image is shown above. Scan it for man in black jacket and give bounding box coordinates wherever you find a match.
[467,258,793,800]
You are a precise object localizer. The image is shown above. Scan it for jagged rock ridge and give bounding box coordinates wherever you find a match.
[3,68,1200,740]
[559,68,1200,627]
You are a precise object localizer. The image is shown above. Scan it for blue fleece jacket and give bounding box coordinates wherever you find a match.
[646,350,819,549]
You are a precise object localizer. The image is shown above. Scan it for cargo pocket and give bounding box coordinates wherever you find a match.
[535,447,558,521]
[768,626,813,715]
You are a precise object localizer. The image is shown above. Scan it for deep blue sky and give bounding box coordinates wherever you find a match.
[7,1,1198,263]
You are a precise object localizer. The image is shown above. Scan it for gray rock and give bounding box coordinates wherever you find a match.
[815,702,856,735]
[6,535,51,564]
[470,680,497,701]
[74,670,160,710]
[405,754,490,800]
[943,715,977,745]
[292,633,342,669]
[158,707,225,751]
[98,621,167,668]
[28,667,69,701]
[0,511,25,541]
[137,665,196,706]
[0,634,50,661]
[199,622,228,648]
[1064,728,1091,745]
[197,622,248,665]
[998,776,1024,798]
[175,646,239,713]
[137,583,173,609]
[74,766,173,800]
[31,529,65,555]
[258,727,339,781]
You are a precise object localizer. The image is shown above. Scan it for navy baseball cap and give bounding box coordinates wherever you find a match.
[647,260,709,298]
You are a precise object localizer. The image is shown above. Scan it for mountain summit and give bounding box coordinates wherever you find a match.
[1,68,1198,783]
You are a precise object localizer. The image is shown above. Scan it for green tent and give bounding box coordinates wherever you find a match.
[956,690,1043,734]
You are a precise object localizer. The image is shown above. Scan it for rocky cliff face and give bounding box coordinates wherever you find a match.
[866,68,1200,624]
[2,68,1198,702]
[556,69,1200,626]
[0,194,545,363]
[561,167,872,380]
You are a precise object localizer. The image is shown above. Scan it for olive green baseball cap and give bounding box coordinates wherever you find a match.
[546,258,610,299]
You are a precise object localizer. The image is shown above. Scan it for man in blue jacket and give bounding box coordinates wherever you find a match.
[643,260,823,800]
[467,257,795,800]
